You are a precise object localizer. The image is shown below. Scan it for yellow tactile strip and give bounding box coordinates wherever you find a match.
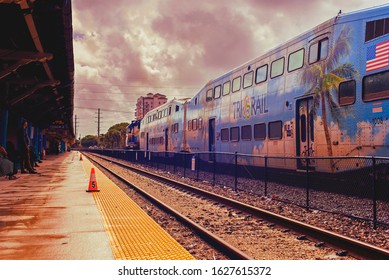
[81,156,195,260]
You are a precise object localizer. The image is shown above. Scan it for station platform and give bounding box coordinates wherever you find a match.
[0,151,194,260]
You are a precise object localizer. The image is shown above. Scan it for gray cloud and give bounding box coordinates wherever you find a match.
[72,0,389,136]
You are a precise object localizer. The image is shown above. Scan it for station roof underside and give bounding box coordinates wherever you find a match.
[0,0,74,136]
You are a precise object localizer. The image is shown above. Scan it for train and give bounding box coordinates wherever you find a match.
[125,120,140,150]
[139,5,389,173]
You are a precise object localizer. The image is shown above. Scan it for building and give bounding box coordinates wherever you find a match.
[135,93,167,120]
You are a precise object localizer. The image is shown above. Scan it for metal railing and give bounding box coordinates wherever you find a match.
[86,148,389,228]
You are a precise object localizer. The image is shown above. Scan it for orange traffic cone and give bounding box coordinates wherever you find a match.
[86,168,100,192]
[79,153,83,161]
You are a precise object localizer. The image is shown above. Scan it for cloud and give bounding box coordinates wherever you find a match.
[151,1,257,76]
[72,0,389,136]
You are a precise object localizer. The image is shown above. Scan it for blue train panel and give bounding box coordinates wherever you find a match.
[125,120,140,149]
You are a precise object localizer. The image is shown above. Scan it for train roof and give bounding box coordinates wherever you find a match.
[338,3,389,23]
[142,97,187,118]
[190,3,389,98]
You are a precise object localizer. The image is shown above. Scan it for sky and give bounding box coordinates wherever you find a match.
[72,0,389,138]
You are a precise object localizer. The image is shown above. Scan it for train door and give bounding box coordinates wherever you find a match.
[164,128,168,151]
[296,98,315,170]
[146,132,149,151]
[208,118,215,161]
[208,118,215,152]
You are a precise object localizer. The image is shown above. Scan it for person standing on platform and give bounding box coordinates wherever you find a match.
[17,120,36,174]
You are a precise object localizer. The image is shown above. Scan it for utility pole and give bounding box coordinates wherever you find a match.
[74,114,77,139]
[96,108,102,144]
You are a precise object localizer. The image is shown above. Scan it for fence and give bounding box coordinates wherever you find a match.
[87,148,389,228]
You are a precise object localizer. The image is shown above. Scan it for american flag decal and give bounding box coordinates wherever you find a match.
[366,40,389,72]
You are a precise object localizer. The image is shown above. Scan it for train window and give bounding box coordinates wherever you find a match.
[288,48,304,72]
[188,120,192,131]
[309,43,318,63]
[158,111,162,119]
[268,121,283,140]
[241,125,252,140]
[206,89,213,102]
[230,126,240,142]
[198,118,203,129]
[376,19,385,37]
[339,80,356,106]
[223,81,231,95]
[366,18,389,42]
[309,38,328,64]
[365,21,375,42]
[254,123,266,140]
[168,106,172,115]
[363,70,389,101]
[221,128,229,141]
[232,76,241,92]
[193,119,198,130]
[175,105,180,112]
[270,57,284,78]
[214,85,221,99]
[320,40,329,61]
[243,71,254,88]
[383,19,389,37]
[255,65,268,84]
[172,123,179,133]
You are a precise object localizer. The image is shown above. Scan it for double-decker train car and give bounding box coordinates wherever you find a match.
[140,5,389,172]
[140,98,189,152]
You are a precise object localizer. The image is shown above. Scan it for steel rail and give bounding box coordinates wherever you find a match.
[83,152,253,260]
[86,152,389,260]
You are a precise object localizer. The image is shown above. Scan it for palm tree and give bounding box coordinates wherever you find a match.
[301,26,359,164]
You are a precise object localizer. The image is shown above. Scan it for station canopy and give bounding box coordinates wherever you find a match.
[0,0,74,136]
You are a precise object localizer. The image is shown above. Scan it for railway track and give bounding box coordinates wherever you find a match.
[84,152,251,260]
[84,152,389,260]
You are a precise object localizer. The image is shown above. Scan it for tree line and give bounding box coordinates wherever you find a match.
[78,122,129,148]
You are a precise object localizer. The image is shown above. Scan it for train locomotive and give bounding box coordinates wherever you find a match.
[140,5,389,173]
[125,120,141,150]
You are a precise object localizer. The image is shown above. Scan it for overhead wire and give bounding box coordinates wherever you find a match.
[74,106,134,114]
[75,82,199,90]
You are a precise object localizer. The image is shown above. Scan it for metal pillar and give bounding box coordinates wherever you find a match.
[0,110,8,147]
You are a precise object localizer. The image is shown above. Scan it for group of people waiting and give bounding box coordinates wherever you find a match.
[0,120,42,180]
